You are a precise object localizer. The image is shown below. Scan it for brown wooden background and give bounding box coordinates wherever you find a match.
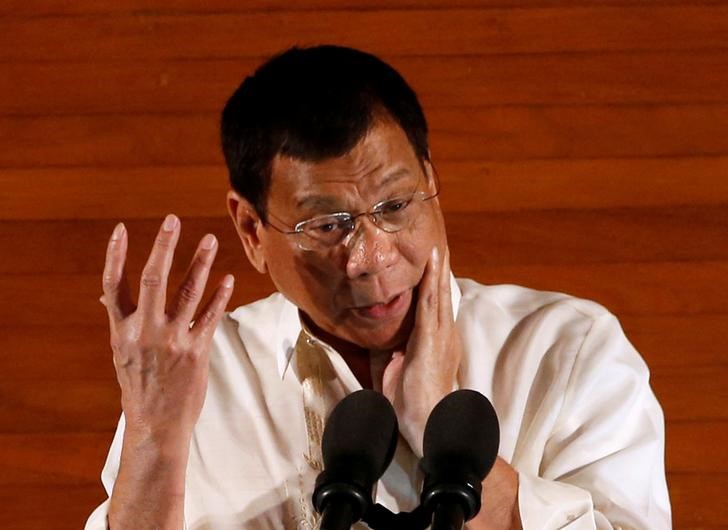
[1,1,727,528]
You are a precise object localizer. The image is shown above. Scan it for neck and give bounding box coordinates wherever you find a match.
[300,312,400,390]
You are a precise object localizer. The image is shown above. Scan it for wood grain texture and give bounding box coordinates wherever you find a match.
[2,6,728,61]
[4,0,728,18]
[623,315,728,368]
[666,421,728,473]
[0,432,114,486]
[0,485,108,530]
[0,381,120,433]
[651,366,728,422]
[669,474,728,528]
[0,326,118,380]
[4,51,728,116]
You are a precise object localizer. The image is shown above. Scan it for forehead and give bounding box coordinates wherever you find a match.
[268,119,423,211]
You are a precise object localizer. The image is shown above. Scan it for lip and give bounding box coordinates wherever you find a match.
[352,289,411,320]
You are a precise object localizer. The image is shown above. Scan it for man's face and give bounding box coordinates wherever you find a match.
[249,118,446,351]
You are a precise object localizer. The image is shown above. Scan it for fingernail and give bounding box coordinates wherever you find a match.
[163,214,178,232]
[222,274,235,288]
[201,233,217,250]
[111,222,125,241]
[432,246,439,260]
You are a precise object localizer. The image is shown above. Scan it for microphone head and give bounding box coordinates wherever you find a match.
[421,389,500,483]
[313,389,399,516]
[321,389,399,482]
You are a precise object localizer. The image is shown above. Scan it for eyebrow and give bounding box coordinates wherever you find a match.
[294,168,413,212]
[295,195,341,213]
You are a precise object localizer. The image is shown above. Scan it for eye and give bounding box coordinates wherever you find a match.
[379,198,411,215]
[315,222,339,233]
[304,215,351,237]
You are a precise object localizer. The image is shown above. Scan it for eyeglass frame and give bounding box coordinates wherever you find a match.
[264,173,440,251]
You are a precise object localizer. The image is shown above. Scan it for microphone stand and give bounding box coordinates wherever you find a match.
[362,504,432,530]
[432,503,465,530]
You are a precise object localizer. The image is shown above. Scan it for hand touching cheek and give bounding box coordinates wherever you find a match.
[382,246,463,456]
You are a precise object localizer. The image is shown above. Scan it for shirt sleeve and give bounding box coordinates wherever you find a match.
[83,415,125,530]
[516,312,672,529]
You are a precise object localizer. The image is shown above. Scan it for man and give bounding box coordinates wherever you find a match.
[86,46,671,529]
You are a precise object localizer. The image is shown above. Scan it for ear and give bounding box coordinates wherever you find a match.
[423,158,439,195]
[227,189,268,274]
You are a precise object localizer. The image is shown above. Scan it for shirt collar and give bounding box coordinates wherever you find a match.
[274,273,461,379]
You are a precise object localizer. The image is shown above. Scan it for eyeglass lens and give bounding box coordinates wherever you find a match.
[297,192,430,250]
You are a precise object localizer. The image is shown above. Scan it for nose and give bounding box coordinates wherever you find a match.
[343,216,399,279]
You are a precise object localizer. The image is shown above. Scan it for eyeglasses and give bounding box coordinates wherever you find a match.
[266,184,440,252]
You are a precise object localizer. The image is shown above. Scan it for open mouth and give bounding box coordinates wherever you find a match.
[353,290,410,320]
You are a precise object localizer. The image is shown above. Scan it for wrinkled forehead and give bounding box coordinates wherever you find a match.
[268,120,426,214]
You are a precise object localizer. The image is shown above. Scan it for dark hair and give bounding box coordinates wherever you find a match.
[220,45,430,221]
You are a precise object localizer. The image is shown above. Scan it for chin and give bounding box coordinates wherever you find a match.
[350,334,401,351]
[344,313,413,351]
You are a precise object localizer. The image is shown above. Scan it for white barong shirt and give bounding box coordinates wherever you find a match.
[85,278,671,529]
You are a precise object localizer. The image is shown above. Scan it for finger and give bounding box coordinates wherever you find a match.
[438,246,454,326]
[101,222,135,322]
[168,233,218,324]
[414,246,441,331]
[138,214,181,318]
[190,274,235,339]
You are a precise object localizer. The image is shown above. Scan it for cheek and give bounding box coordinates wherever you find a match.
[395,233,430,272]
[398,213,443,266]
[265,245,345,314]
[259,238,305,297]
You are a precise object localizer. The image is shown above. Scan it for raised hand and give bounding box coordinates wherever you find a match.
[382,245,463,456]
[101,214,234,441]
[101,214,234,529]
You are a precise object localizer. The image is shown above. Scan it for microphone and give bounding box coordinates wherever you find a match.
[420,389,500,530]
[312,389,399,530]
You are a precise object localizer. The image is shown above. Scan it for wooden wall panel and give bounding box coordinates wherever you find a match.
[0,485,108,530]
[5,51,728,115]
[0,433,114,486]
[0,381,120,433]
[3,7,728,61]
[5,0,728,18]
[1,2,726,529]
[0,327,118,381]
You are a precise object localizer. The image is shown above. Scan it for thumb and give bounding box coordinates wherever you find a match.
[381,351,405,402]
